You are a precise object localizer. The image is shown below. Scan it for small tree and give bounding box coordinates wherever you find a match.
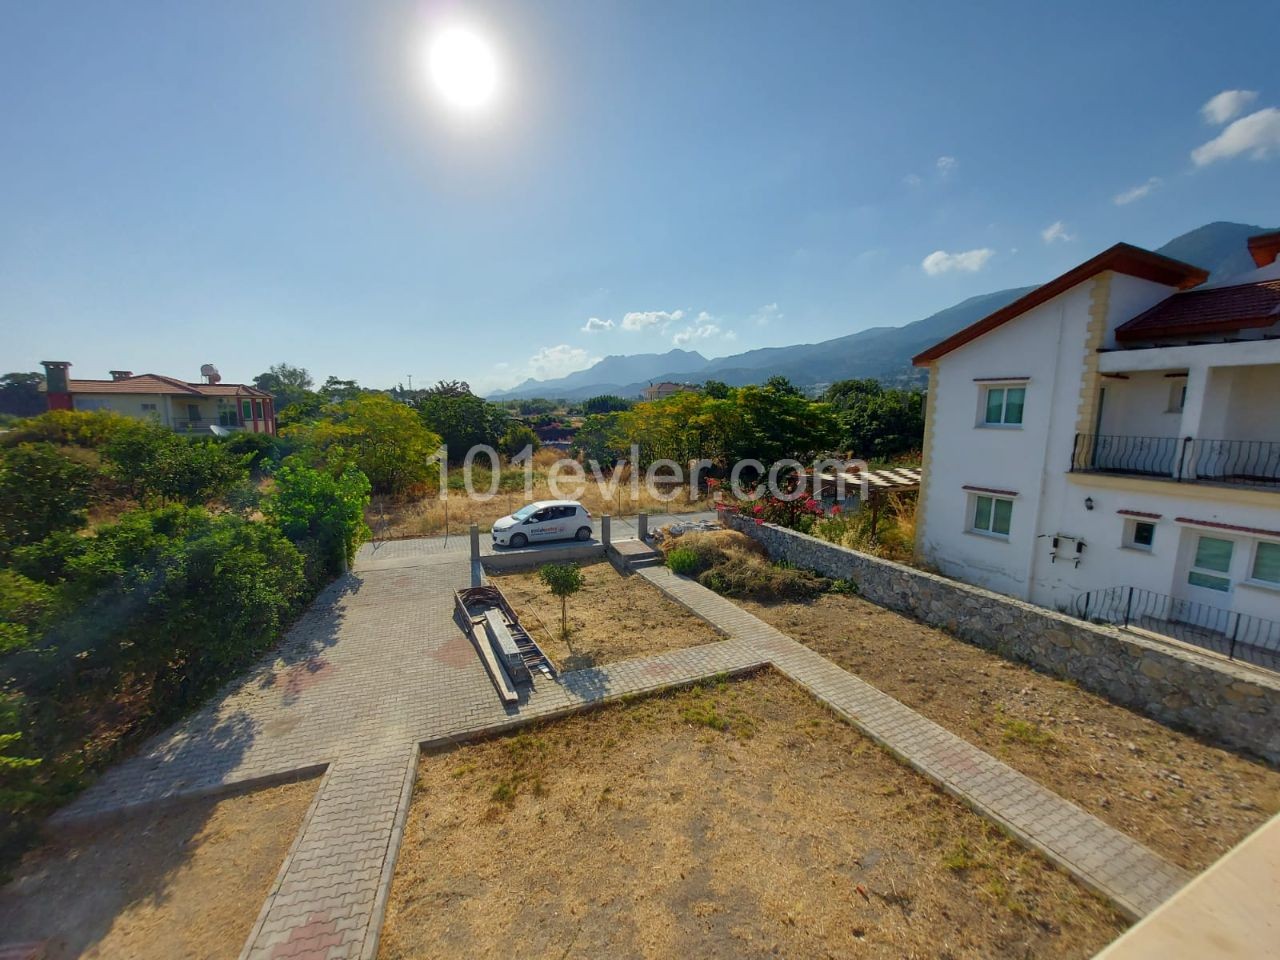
[538,562,585,638]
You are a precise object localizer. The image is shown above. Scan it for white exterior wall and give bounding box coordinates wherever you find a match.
[919,281,1098,598]
[919,269,1280,627]
[72,392,169,424]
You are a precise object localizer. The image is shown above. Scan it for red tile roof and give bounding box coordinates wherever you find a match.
[913,243,1208,365]
[1113,279,1280,342]
[1248,230,1280,268]
[60,374,270,398]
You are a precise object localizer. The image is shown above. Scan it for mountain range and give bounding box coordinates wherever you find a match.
[487,221,1275,401]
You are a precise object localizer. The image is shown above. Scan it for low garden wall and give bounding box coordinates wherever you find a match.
[722,512,1280,764]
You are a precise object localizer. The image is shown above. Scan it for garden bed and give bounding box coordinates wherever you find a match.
[379,673,1125,959]
[740,592,1280,872]
[488,559,723,669]
[0,778,316,960]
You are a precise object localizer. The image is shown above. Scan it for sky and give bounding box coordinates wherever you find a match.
[3,1,1280,395]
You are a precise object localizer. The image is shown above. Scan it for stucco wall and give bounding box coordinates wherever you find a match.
[723,512,1280,763]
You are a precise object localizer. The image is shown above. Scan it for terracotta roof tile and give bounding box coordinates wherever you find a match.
[61,374,270,398]
[1113,279,1280,342]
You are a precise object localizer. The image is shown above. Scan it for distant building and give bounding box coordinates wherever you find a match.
[913,230,1280,648]
[41,361,277,435]
[642,381,694,401]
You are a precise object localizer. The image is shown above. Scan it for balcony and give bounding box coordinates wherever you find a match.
[171,417,245,434]
[1070,434,1280,489]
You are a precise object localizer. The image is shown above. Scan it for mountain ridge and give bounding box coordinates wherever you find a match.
[487,221,1275,401]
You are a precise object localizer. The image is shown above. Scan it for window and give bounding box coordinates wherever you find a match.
[970,494,1013,537]
[1188,536,1233,592]
[241,399,253,420]
[982,385,1025,425]
[253,399,264,419]
[1124,519,1156,551]
[1251,542,1280,585]
[1167,379,1187,413]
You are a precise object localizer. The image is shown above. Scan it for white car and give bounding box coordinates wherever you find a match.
[491,500,593,548]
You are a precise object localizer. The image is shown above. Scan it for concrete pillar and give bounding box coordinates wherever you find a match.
[601,514,611,546]
[469,523,480,560]
[637,513,648,541]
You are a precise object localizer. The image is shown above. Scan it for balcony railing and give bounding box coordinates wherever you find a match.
[1070,434,1280,488]
[1072,585,1280,672]
[171,418,244,433]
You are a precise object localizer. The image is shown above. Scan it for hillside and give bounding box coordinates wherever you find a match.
[488,220,1276,400]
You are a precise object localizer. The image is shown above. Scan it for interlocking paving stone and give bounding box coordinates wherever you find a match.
[51,529,1189,959]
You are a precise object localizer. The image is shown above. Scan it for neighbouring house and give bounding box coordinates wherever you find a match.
[40,361,277,435]
[642,381,694,401]
[912,231,1280,656]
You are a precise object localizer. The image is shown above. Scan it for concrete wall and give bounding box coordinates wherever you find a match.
[724,512,1280,763]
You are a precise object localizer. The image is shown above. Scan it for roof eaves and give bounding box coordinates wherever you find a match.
[911,243,1208,366]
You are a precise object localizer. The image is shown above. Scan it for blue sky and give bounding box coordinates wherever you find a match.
[3,1,1279,394]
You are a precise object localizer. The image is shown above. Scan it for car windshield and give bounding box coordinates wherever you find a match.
[512,505,541,520]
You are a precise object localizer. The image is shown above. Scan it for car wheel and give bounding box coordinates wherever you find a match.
[575,526,592,541]
[510,533,528,549]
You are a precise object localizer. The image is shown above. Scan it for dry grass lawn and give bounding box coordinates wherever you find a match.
[489,559,724,670]
[380,673,1126,959]
[742,592,1280,872]
[0,778,316,960]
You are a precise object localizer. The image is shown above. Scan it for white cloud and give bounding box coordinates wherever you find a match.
[620,309,684,331]
[936,155,957,177]
[581,316,613,332]
[751,303,781,326]
[921,247,994,276]
[1113,176,1162,206]
[527,344,598,380]
[1041,220,1074,244]
[1191,107,1280,166]
[672,314,736,347]
[903,172,922,187]
[1201,89,1258,125]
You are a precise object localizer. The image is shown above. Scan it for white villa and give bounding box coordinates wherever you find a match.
[913,231,1280,660]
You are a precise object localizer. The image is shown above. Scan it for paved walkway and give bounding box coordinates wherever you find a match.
[50,527,1189,958]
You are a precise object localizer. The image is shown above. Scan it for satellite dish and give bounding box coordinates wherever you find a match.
[210,424,231,437]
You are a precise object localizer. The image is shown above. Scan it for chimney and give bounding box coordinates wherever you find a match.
[109,370,133,381]
[41,360,73,411]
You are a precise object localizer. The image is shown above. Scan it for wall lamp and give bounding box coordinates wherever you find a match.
[1084,497,1095,511]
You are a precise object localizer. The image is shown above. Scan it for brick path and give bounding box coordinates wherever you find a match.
[49,527,1189,958]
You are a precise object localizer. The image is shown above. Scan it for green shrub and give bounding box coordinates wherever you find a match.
[221,431,287,473]
[0,410,136,449]
[264,456,371,581]
[103,423,248,506]
[0,443,96,558]
[666,548,701,576]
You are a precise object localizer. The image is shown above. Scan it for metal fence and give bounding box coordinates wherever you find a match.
[1072,585,1280,672]
[1071,434,1280,488]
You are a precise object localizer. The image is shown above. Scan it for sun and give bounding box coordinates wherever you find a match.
[427,26,500,113]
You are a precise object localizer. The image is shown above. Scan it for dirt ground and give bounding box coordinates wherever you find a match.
[741,593,1280,872]
[380,673,1126,960]
[489,559,724,670]
[0,778,316,960]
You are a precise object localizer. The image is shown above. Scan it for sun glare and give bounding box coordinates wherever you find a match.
[427,26,500,113]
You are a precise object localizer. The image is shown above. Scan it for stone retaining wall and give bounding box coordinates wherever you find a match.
[722,512,1280,763]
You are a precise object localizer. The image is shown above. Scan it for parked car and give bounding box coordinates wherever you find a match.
[491,500,593,548]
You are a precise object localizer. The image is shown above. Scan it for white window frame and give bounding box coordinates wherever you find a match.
[1187,535,1234,593]
[967,493,1014,539]
[1243,539,1280,591]
[978,381,1027,428]
[1167,378,1187,414]
[1122,518,1156,552]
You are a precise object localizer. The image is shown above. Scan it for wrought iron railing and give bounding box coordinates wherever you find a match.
[1072,585,1280,671]
[1070,433,1180,477]
[1070,434,1280,488]
[171,417,243,432]
[1183,438,1280,487]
